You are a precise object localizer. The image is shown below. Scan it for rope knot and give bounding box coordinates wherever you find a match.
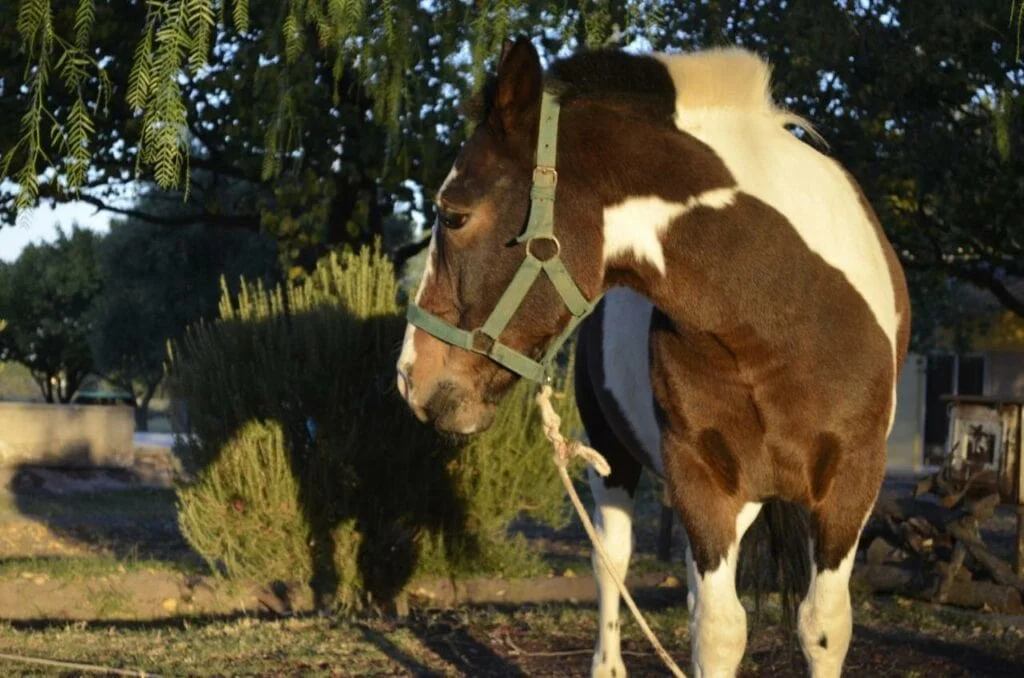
[535,382,686,677]
[535,385,611,476]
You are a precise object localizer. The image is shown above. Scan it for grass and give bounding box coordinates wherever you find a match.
[0,553,195,582]
[0,595,1018,677]
[84,585,134,618]
[0,615,450,677]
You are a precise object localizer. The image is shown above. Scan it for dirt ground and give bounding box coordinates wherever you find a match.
[1,466,1023,676]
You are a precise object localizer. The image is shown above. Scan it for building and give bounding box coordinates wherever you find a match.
[888,282,1024,472]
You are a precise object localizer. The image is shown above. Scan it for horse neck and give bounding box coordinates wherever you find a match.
[559,103,739,320]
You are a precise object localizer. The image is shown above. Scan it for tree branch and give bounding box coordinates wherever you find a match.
[944,265,1024,319]
[77,194,261,232]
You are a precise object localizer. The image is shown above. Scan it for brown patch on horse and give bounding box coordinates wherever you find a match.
[696,429,741,496]
[636,189,895,573]
[810,433,841,503]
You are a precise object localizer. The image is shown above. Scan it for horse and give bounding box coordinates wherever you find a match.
[396,35,910,678]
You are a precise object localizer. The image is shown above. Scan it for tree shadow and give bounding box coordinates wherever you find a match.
[847,623,1024,677]
[164,303,477,614]
[1,300,477,618]
[2,464,201,569]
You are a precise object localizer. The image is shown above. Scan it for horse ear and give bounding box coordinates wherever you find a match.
[497,38,516,70]
[491,36,541,135]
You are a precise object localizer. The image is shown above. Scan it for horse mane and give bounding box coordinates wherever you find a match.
[654,47,827,147]
[462,44,825,147]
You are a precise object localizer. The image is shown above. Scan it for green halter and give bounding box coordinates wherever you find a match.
[406,89,599,384]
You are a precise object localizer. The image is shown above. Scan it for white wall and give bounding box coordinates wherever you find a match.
[887,353,927,472]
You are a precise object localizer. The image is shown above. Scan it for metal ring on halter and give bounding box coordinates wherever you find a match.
[526,234,561,261]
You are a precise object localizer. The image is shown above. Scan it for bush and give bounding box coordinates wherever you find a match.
[168,242,577,610]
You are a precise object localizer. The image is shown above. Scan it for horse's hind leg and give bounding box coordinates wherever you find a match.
[681,497,763,678]
[798,438,886,678]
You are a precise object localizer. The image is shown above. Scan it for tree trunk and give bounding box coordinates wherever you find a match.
[58,369,86,404]
[32,371,55,403]
[133,380,161,432]
[134,402,150,432]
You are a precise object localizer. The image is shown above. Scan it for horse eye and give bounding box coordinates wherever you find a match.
[439,210,469,230]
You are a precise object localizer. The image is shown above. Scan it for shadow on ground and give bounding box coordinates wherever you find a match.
[0,466,199,568]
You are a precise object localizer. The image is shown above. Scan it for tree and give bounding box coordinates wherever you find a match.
[2,0,1022,324]
[90,184,280,430]
[0,224,103,402]
[633,0,1024,334]
[1,1,648,271]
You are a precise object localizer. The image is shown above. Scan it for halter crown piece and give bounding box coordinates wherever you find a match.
[406,89,599,383]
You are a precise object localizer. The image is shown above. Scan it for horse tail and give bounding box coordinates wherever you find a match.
[739,499,812,636]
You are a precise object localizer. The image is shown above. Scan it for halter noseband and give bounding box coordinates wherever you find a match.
[405,89,599,384]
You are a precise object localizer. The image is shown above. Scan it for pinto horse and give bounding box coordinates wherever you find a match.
[396,36,910,678]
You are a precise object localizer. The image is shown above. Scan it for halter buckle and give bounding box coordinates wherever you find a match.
[532,166,558,187]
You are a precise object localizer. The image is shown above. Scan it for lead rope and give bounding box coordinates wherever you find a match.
[535,385,688,678]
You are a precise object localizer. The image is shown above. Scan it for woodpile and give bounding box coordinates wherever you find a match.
[857,469,1024,614]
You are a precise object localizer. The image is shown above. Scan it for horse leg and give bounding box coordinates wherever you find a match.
[662,433,763,678]
[574,330,644,678]
[798,438,885,678]
[587,463,641,678]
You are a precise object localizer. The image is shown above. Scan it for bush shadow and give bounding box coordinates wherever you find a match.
[166,282,479,614]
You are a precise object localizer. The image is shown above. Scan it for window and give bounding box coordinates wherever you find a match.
[922,352,987,467]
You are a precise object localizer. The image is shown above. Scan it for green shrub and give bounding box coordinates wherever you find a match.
[168,242,577,610]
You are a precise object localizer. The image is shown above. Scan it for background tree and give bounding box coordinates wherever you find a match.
[0,224,103,402]
[90,181,280,429]
[1,1,650,271]
[629,0,1024,338]
[2,0,1022,333]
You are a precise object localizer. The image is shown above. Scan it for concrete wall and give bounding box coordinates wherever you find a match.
[888,353,927,472]
[0,402,134,468]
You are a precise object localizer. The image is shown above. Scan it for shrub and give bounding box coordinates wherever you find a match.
[168,242,577,610]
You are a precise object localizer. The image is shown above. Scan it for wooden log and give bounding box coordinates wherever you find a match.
[940,470,998,509]
[966,492,1001,521]
[947,518,1024,592]
[913,473,935,498]
[854,565,1023,614]
[934,541,968,603]
[855,564,920,595]
[937,579,1023,614]
[876,496,956,533]
[866,536,900,566]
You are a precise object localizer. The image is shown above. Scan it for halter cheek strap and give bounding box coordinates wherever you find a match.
[405,89,600,384]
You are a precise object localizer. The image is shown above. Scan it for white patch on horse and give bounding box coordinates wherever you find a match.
[602,188,737,274]
[396,224,438,398]
[687,501,763,678]
[587,466,634,678]
[600,287,664,478]
[798,533,861,678]
[656,51,898,364]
